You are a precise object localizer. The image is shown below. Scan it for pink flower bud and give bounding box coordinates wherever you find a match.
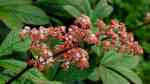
[78,57,89,69]
[111,19,119,28]
[30,28,41,41]
[74,15,91,29]
[97,19,106,31]
[103,40,111,50]
[85,34,99,44]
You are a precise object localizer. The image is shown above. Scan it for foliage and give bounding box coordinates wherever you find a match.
[0,0,49,30]
[0,0,150,84]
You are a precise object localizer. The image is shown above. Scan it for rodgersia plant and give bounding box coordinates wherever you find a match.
[2,14,143,84]
[0,0,149,84]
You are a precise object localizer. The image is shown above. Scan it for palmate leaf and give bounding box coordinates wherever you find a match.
[99,66,129,84]
[0,0,49,30]
[106,65,142,84]
[101,51,141,69]
[0,30,31,57]
[0,59,62,84]
[89,50,142,83]
[100,51,142,84]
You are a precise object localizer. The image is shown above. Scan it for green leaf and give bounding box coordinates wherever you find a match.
[119,54,141,69]
[0,77,6,84]
[101,50,118,64]
[0,30,31,57]
[94,0,113,18]
[106,65,142,84]
[125,12,142,28]
[24,68,62,84]
[81,0,92,16]
[91,12,98,23]
[26,68,62,84]
[88,0,98,7]
[0,0,32,6]
[65,0,82,6]
[0,59,26,72]
[64,0,84,12]
[0,60,61,84]
[142,41,150,53]
[99,66,129,84]
[44,64,59,80]
[135,27,150,40]
[36,2,72,21]
[112,0,150,28]
[0,0,49,30]
[88,68,100,81]
[91,45,101,57]
[139,61,150,83]
[49,16,63,25]
[55,65,93,81]
[101,51,140,69]
[12,5,49,25]
[36,0,65,5]
[107,54,140,69]
[63,5,81,17]
[0,22,10,39]
[0,10,23,30]
[0,74,10,84]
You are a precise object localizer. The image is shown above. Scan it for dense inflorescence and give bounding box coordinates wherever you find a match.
[96,19,143,55]
[20,15,143,70]
[20,15,99,70]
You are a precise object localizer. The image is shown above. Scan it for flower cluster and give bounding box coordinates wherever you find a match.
[20,15,99,70]
[20,15,143,70]
[96,19,143,55]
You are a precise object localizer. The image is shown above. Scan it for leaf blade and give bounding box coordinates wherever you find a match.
[99,66,129,84]
[106,65,143,84]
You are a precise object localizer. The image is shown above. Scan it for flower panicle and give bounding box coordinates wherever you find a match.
[20,15,143,71]
[96,19,143,55]
[20,15,98,70]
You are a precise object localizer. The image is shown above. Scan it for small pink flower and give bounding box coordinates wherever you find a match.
[78,57,89,69]
[30,28,41,41]
[85,34,99,45]
[111,19,119,28]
